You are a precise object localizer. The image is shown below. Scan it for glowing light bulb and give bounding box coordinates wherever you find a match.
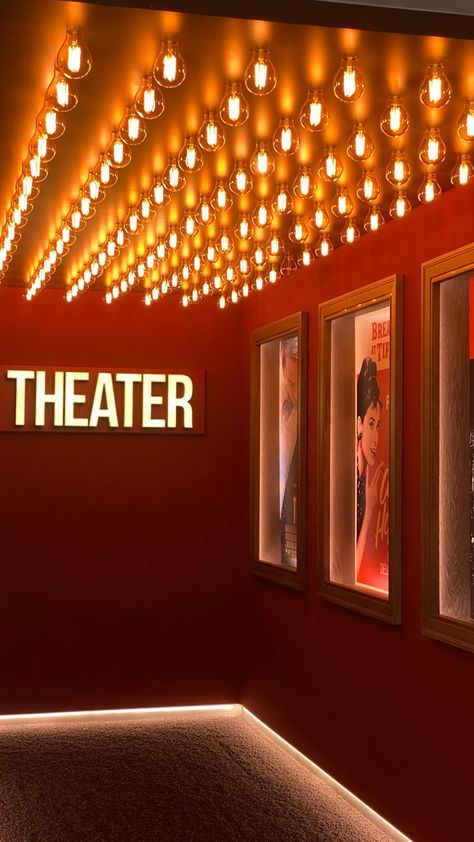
[98,154,115,186]
[235,213,253,240]
[218,229,232,254]
[71,206,82,230]
[420,64,451,108]
[88,176,101,201]
[135,75,164,120]
[389,191,411,219]
[298,246,314,267]
[230,161,252,195]
[273,117,299,156]
[37,104,65,139]
[107,239,116,258]
[57,30,92,79]
[268,268,278,284]
[182,211,197,237]
[255,275,264,291]
[78,277,85,292]
[206,241,217,262]
[179,137,203,173]
[197,195,214,225]
[198,112,225,151]
[332,189,353,218]
[380,96,409,137]
[347,123,373,162]
[419,128,446,166]
[220,82,249,126]
[154,41,186,88]
[105,290,113,304]
[140,195,151,219]
[105,131,131,170]
[341,220,360,245]
[156,239,168,261]
[250,142,275,176]
[289,216,308,243]
[116,227,126,247]
[450,154,474,186]
[244,48,277,95]
[163,158,185,192]
[272,185,293,215]
[357,171,380,203]
[213,273,222,289]
[119,108,146,145]
[151,178,169,208]
[168,227,179,250]
[310,202,329,231]
[239,253,250,275]
[83,268,92,284]
[334,56,364,102]
[386,151,411,187]
[253,201,272,228]
[219,294,226,308]
[458,102,474,141]
[294,166,314,199]
[212,181,232,211]
[112,285,119,299]
[267,233,282,256]
[46,72,78,112]
[364,206,384,232]
[98,250,107,267]
[300,89,329,131]
[318,147,342,182]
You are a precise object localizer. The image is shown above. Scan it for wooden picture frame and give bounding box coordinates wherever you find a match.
[317,275,403,624]
[250,312,308,591]
[422,243,474,653]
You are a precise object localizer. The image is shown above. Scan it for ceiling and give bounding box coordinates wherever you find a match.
[1,0,474,305]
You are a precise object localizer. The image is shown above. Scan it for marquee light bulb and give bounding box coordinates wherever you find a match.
[241,280,250,297]
[226,263,236,283]
[235,212,253,240]
[331,188,354,218]
[267,232,283,257]
[146,250,155,270]
[347,123,373,162]
[97,153,117,187]
[293,166,314,199]
[62,224,72,244]
[137,260,146,279]
[105,131,132,169]
[119,107,147,145]
[318,147,342,183]
[115,226,128,247]
[168,226,180,250]
[206,240,217,263]
[389,191,411,219]
[300,89,329,132]
[153,41,186,88]
[420,64,451,108]
[239,252,251,276]
[83,268,92,285]
[451,153,474,186]
[386,150,411,187]
[268,267,278,284]
[180,260,191,281]
[56,30,92,79]
[181,210,198,237]
[219,293,226,308]
[155,238,169,261]
[315,235,333,257]
[419,128,446,166]
[66,289,73,303]
[309,201,329,231]
[219,82,249,127]
[229,161,253,195]
[272,184,293,215]
[380,96,409,137]
[218,228,232,254]
[198,112,225,152]
[71,283,78,297]
[112,285,119,299]
[288,216,308,243]
[211,180,232,211]
[298,246,315,267]
[135,74,165,120]
[252,245,266,268]
[341,219,360,245]
[125,207,140,234]
[46,72,78,112]
[107,239,116,258]
[418,173,442,204]
[250,142,275,176]
[253,200,272,229]
[273,117,299,156]
[255,274,264,291]
[144,292,152,306]
[37,104,65,140]
[333,56,364,102]
[139,194,151,220]
[244,48,277,96]
[364,205,385,232]
[196,195,215,225]
[88,174,103,202]
[70,205,83,230]
[213,273,222,289]
[98,249,107,267]
[192,251,202,272]
[231,288,239,304]
[150,178,170,208]
[179,137,203,173]
[105,290,113,304]
[457,102,474,141]
[163,158,186,192]
[356,171,380,203]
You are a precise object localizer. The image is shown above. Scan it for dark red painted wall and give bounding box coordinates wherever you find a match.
[0,288,246,713]
[242,182,474,842]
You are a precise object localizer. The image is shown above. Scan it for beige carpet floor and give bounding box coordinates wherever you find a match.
[0,711,394,841]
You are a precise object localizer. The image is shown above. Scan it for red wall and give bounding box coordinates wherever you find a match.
[241,182,474,842]
[0,288,246,713]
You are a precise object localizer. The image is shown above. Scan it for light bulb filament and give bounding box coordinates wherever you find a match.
[310,101,322,127]
[163,53,177,83]
[68,43,81,74]
[343,68,356,98]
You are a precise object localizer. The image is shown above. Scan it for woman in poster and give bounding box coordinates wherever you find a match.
[356,356,385,577]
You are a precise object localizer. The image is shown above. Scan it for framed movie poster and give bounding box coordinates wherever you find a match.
[251,312,308,590]
[422,244,474,653]
[317,275,402,623]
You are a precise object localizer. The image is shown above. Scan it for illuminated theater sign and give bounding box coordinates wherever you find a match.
[0,367,205,433]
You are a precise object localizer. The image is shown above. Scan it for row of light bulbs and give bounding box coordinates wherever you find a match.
[0,30,92,283]
[25,40,194,297]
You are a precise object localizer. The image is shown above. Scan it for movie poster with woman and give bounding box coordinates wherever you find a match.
[355,306,390,595]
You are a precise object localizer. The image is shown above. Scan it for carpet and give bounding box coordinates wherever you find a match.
[0,710,393,841]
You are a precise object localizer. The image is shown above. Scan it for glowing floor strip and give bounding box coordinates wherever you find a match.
[0,701,411,840]
[243,707,412,842]
[0,703,240,722]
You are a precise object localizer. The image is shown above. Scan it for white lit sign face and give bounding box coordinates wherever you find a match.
[0,367,205,433]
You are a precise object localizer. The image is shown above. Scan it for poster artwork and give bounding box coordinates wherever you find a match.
[279,336,298,567]
[355,307,390,594]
